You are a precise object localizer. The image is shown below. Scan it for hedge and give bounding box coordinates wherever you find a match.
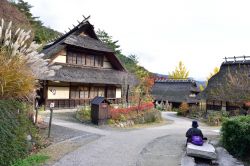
[221,115,250,158]
[0,100,36,166]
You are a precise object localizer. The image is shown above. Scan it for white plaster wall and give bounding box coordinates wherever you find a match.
[48,86,69,99]
[53,55,66,63]
[116,88,122,98]
[103,56,113,69]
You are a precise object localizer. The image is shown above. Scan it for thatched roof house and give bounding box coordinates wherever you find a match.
[38,17,137,108]
[201,57,250,111]
[152,79,200,107]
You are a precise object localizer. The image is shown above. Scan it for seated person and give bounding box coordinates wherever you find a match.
[186,121,205,146]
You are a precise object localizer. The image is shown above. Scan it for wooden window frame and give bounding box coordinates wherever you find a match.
[67,50,103,68]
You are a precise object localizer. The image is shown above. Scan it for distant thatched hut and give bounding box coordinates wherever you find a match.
[38,17,137,108]
[152,79,200,108]
[201,57,250,111]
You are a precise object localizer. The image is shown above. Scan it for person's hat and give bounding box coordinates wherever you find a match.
[192,121,198,128]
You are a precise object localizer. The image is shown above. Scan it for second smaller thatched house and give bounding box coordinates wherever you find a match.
[201,56,250,112]
[152,79,200,108]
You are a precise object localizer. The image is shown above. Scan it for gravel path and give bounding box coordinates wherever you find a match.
[48,111,219,166]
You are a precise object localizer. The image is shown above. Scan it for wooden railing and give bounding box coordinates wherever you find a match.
[46,98,123,109]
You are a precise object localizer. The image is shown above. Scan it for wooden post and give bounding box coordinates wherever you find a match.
[35,106,38,124]
[126,84,129,106]
[48,102,54,138]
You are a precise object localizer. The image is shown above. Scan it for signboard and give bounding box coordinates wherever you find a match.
[50,102,55,108]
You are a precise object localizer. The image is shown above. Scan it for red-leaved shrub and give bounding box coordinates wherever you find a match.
[109,102,154,120]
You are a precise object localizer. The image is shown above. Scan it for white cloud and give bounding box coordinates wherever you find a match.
[26,0,250,80]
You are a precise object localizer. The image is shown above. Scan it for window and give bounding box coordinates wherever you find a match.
[90,87,98,98]
[70,87,79,99]
[86,55,94,66]
[67,52,73,64]
[77,55,83,65]
[67,52,77,64]
[67,51,86,65]
[67,51,103,67]
[107,87,116,98]
[98,87,105,97]
[89,87,105,98]
[80,87,89,99]
[72,54,77,64]
[94,56,103,67]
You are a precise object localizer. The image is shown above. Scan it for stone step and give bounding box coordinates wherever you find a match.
[186,142,217,160]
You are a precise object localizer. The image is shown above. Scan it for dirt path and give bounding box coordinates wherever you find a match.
[43,111,219,166]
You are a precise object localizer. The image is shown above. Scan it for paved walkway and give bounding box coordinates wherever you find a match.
[47,112,219,166]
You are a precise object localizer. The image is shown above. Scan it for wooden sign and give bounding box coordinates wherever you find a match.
[50,102,55,108]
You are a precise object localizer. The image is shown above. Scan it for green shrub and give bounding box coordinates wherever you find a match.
[144,110,162,123]
[187,105,205,118]
[107,119,115,125]
[221,116,250,158]
[76,106,91,122]
[156,105,163,111]
[207,111,229,126]
[11,154,49,166]
[229,109,240,116]
[134,109,162,124]
[172,108,180,114]
[119,114,127,122]
[0,100,37,166]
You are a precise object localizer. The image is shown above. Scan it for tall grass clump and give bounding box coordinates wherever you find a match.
[0,18,60,100]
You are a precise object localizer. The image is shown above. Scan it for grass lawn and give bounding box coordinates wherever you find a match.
[11,154,49,166]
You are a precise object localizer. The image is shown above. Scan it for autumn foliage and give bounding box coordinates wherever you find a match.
[179,102,189,116]
[110,102,154,120]
[0,54,35,99]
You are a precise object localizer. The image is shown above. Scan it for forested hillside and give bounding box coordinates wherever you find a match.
[0,0,31,29]
[1,0,62,44]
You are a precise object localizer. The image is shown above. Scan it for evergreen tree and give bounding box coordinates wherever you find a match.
[96,29,143,74]
[10,0,61,44]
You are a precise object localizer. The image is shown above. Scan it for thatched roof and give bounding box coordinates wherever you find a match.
[152,79,200,103]
[41,17,125,71]
[200,60,250,102]
[40,63,138,86]
[64,35,112,53]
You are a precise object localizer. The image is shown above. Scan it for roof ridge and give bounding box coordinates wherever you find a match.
[155,78,194,83]
[44,16,91,48]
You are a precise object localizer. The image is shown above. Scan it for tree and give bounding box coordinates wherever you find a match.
[169,61,189,79]
[0,0,31,30]
[199,85,204,91]
[96,29,121,55]
[10,0,61,44]
[11,0,35,23]
[96,29,153,106]
[96,29,144,73]
[128,54,138,64]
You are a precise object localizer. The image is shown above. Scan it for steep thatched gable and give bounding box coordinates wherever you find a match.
[201,60,250,102]
[41,17,125,71]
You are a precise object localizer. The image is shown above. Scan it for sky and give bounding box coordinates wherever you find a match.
[26,0,250,80]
